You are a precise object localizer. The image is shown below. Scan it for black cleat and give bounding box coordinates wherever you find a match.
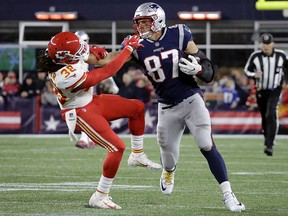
[264,147,273,156]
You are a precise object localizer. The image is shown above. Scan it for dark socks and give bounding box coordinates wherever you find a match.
[201,145,228,184]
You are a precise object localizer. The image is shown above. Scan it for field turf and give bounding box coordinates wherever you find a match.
[0,135,287,216]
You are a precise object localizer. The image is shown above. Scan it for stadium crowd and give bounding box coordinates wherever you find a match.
[1,66,288,112]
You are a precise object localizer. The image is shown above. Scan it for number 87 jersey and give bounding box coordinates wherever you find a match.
[131,24,201,105]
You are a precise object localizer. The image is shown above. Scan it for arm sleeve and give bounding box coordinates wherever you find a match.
[72,47,131,92]
[194,49,216,83]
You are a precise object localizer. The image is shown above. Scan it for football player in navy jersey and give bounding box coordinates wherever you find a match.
[129,2,245,212]
[94,2,245,212]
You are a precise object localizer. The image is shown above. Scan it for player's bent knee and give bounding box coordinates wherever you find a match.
[118,144,126,153]
[134,99,145,111]
[201,145,213,151]
[130,99,145,117]
[111,138,126,153]
[194,124,213,150]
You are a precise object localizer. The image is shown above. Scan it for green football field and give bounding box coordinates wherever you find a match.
[0,135,287,216]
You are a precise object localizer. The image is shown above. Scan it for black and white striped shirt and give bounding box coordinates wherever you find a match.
[244,49,287,90]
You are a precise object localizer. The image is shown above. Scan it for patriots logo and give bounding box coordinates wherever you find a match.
[55,50,70,60]
[149,4,159,12]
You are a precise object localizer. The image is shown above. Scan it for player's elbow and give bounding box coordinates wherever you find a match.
[197,60,216,83]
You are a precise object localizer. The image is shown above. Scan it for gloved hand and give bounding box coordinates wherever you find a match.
[89,45,108,61]
[123,35,144,51]
[179,55,202,76]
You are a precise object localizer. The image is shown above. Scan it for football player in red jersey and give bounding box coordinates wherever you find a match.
[74,30,120,149]
[37,32,161,209]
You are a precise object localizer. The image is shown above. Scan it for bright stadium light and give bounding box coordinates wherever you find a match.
[35,11,78,20]
[35,6,78,20]
[178,11,221,20]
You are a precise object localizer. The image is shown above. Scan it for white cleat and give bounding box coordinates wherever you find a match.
[222,192,245,212]
[128,153,162,170]
[89,193,122,210]
[160,169,175,195]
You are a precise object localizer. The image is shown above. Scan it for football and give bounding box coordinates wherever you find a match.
[180,52,200,63]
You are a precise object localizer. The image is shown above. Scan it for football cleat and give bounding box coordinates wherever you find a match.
[75,140,88,149]
[89,193,122,209]
[75,141,96,149]
[88,141,96,148]
[160,169,175,195]
[222,192,245,212]
[264,146,273,156]
[128,153,162,170]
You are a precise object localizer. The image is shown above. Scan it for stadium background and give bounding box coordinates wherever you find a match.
[0,0,288,134]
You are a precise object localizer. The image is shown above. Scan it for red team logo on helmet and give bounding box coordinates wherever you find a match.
[55,50,72,60]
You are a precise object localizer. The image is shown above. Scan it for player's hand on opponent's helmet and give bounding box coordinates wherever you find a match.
[179,55,202,76]
[123,35,144,51]
[89,45,108,61]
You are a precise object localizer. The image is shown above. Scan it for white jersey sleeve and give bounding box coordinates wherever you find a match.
[49,60,93,110]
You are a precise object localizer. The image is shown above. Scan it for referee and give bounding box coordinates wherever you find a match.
[244,33,287,156]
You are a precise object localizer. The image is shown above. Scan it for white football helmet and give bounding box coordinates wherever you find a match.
[75,30,90,43]
[133,2,166,39]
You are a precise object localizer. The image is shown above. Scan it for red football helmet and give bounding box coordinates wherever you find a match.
[48,32,89,65]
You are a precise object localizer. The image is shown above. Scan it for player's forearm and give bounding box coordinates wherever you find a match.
[82,47,132,87]
[194,50,215,83]
[87,50,132,67]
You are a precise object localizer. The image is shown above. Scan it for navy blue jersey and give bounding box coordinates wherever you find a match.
[132,24,200,104]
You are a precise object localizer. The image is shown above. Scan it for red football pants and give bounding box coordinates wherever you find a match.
[61,94,145,178]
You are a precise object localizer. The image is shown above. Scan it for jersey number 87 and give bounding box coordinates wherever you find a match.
[144,49,179,82]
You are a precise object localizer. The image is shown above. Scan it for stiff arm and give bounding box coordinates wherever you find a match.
[87,50,132,67]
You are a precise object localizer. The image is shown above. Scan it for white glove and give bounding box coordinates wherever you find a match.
[179,55,202,76]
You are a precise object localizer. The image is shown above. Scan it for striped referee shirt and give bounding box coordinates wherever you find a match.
[244,49,287,90]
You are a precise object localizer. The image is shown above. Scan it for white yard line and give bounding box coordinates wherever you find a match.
[0,182,156,192]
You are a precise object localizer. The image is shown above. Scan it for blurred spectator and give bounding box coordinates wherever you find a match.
[220,76,240,110]
[0,71,4,90]
[0,71,5,109]
[246,79,258,111]
[282,83,288,105]
[116,66,154,103]
[41,80,58,106]
[96,76,119,95]
[1,71,20,110]
[118,73,138,99]
[18,74,36,98]
[135,75,153,104]
[206,67,250,110]
[230,67,250,107]
[2,71,20,97]
[34,71,47,95]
